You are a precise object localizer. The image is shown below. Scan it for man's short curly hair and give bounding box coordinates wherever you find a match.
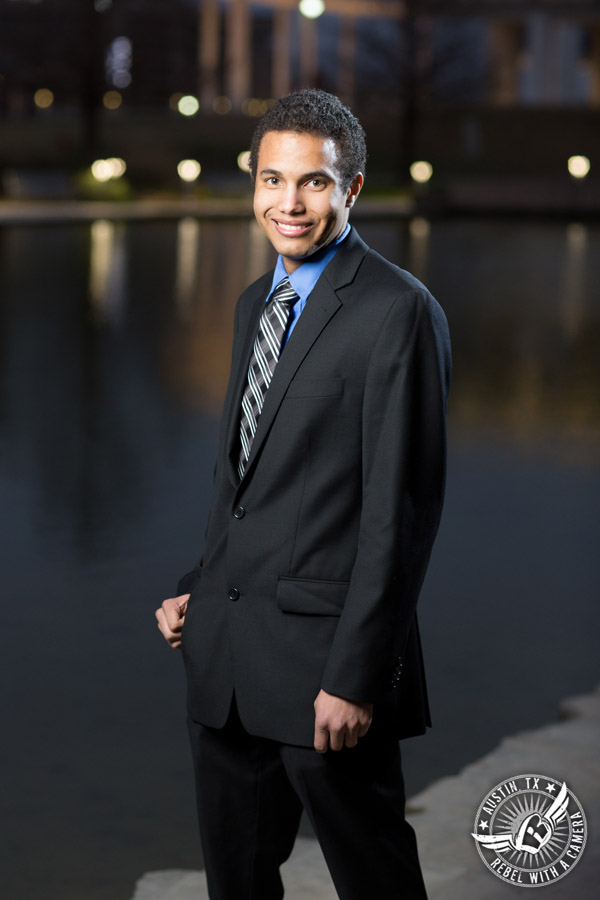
[249,89,367,190]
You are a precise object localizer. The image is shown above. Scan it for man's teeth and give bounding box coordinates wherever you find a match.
[278,223,307,231]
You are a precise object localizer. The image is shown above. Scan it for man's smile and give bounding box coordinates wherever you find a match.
[271,218,314,237]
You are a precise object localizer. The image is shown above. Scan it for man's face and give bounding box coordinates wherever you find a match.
[253,130,363,273]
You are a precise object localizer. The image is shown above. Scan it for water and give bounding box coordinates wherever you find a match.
[1,216,598,899]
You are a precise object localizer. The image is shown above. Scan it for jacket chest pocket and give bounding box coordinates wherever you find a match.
[285,378,344,400]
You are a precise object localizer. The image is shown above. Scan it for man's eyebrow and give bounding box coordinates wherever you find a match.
[302,170,332,181]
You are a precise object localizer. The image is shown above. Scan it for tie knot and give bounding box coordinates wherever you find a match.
[271,277,297,308]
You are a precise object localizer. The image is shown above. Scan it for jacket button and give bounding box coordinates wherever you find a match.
[233,506,245,519]
[228,588,240,601]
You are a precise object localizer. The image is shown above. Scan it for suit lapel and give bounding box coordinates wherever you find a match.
[226,227,370,489]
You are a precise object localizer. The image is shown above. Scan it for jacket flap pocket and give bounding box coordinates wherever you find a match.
[277,577,349,616]
[285,378,344,399]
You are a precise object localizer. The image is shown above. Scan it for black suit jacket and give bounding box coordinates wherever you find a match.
[178,227,451,747]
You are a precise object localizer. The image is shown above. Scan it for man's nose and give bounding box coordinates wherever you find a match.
[278,185,304,213]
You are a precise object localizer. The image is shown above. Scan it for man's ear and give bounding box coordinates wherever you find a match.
[346,172,364,209]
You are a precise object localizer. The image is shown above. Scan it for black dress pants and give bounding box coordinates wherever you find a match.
[187,697,428,900]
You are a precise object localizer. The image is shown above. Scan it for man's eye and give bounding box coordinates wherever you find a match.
[310,179,324,188]
[267,177,279,185]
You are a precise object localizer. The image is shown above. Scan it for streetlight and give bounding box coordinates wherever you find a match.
[103,91,122,110]
[91,160,113,183]
[237,151,251,173]
[177,160,201,183]
[178,95,200,117]
[568,156,590,180]
[213,96,232,115]
[299,0,325,19]
[106,158,127,178]
[410,161,433,184]
[34,89,54,109]
[90,158,127,182]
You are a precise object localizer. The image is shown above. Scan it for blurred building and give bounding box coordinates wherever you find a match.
[0,0,599,198]
[1,0,599,113]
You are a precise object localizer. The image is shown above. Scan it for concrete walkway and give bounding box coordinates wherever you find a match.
[132,686,599,899]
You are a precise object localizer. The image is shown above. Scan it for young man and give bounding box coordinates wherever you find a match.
[156,89,451,899]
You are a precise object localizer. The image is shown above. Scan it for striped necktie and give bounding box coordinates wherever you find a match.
[238,276,297,478]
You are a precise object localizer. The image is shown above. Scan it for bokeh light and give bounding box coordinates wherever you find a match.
[113,71,131,89]
[90,158,127,182]
[106,36,132,89]
[409,217,431,239]
[568,155,590,179]
[177,159,201,182]
[178,95,199,117]
[34,88,54,109]
[237,151,251,173]
[241,98,268,117]
[91,160,114,183]
[410,160,433,184]
[213,95,232,115]
[106,157,127,178]
[103,90,122,110]
[299,0,326,18]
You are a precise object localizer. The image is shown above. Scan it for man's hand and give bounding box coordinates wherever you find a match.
[155,594,190,649]
[313,689,373,753]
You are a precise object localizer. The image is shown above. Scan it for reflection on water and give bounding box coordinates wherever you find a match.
[83,215,600,458]
[407,215,431,284]
[166,219,275,414]
[89,219,127,327]
[174,217,201,318]
[1,217,598,900]
[562,222,587,338]
[419,218,600,462]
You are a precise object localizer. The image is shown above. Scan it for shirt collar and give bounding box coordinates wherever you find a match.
[269,223,351,303]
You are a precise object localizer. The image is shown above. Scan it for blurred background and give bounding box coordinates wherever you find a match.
[1,2,599,899]
[2,0,600,205]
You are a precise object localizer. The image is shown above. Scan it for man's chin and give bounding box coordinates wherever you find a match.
[279,242,317,263]
[282,237,336,263]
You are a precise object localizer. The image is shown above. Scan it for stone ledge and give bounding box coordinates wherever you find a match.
[410,684,599,899]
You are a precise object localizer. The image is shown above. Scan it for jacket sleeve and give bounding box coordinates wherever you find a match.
[320,289,451,702]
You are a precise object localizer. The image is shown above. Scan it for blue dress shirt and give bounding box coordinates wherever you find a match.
[267,223,351,346]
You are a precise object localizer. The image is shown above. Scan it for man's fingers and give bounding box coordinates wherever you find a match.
[155,609,177,640]
[154,594,190,647]
[344,729,359,748]
[313,720,370,752]
[315,719,351,752]
[158,628,182,649]
[313,690,374,753]
[162,595,189,632]
[357,719,371,738]
[313,723,329,754]
[155,603,186,649]
[328,728,345,752]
